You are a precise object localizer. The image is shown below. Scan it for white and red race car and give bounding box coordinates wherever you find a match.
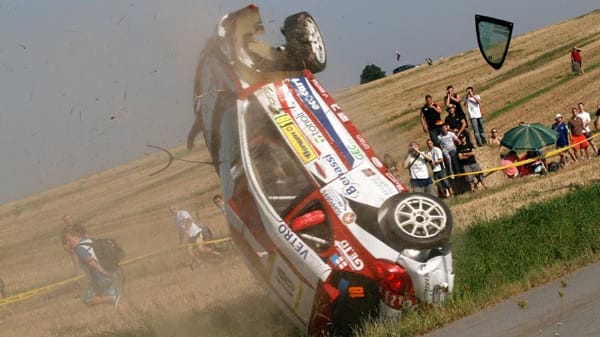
[187,5,454,337]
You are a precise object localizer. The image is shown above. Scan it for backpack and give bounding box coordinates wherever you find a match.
[79,238,125,272]
[198,224,213,241]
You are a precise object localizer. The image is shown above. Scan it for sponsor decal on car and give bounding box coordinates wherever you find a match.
[306,72,330,99]
[340,175,359,199]
[347,143,365,160]
[324,153,346,177]
[275,114,318,164]
[290,77,355,166]
[329,253,349,270]
[263,85,279,108]
[278,224,309,260]
[321,188,349,216]
[348,286,366,299]
[380,288,417,310]
[334,240,364,271]
[341,212,356,225]
[355,134,371,150]
[369,174,398,197]
[361,168,376,177]
[371,156,383,168]
[293,110,327,145]
[384,172,407,191]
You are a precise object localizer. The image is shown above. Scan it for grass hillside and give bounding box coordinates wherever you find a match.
[1,9,599,337]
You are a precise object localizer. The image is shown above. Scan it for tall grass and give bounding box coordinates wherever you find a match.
[356,181,600,337]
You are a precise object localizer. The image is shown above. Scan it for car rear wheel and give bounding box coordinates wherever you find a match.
[282,12,326,73]
[380,193,452,250]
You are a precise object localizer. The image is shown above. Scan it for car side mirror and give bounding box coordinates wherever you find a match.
[291,210,326,232]
[475,14,514,70]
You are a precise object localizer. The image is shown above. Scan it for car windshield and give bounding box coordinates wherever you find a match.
[244,97,314,217]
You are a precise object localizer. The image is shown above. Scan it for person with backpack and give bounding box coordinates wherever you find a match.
[61,214,88,276]
[61,228,124,311]
[169,206,222,270]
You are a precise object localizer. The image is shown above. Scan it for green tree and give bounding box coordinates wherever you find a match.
[360,64,386,84]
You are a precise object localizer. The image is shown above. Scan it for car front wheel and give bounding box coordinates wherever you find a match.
[282,12,326,73]
[379,193,452,250]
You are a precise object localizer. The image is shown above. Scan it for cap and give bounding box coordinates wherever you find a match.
[555,114,563,119]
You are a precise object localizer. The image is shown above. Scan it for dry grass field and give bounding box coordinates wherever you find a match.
[1,10,599,337]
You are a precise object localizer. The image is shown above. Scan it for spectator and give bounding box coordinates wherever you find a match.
[426,139,453,197]
[212,195,225,214]
[437,124,461,177]
[595,102,600,131]
[61,214,87,276]
[457,133,488,191]
[489,128,503,147]
[169,206,222,269]
[383,153,400,177]
[501,151,520,179]
[462,86,488,146]
[0,277,5,299]
[520,150,547,176]
[445,105,469,139]
[568,107,590,159]
[445,85,466,119]
[61,228,125,312]
[551,114,577,165]
[571,47,584,74]
[402,141,436,195]
[420,95,444,146]
[577,102,598,155]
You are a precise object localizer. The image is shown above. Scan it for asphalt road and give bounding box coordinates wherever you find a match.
[422,262,600,337]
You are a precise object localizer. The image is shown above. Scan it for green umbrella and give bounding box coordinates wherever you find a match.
[500,123,559,150]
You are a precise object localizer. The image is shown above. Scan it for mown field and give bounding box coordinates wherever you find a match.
[0,9,599,337]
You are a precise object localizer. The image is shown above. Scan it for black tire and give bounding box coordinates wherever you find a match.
[380,192,452,250]
[282,12,326,73]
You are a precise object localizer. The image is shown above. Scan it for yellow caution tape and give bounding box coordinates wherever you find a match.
[433,132,599,182]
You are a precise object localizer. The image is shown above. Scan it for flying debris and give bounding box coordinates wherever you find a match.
[147,145,213,176]
[425,57,433,65]
[396,50,401,61]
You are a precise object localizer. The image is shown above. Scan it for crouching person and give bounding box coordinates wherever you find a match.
[61,228,126,313]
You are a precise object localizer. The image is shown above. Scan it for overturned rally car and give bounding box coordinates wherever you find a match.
[187,4,454,337]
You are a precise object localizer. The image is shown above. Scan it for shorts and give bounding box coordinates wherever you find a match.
[462,163,484,183]
[188,233,201,244]
[83,274,119,304]
[571,134,589,149]
[433,170,450,190]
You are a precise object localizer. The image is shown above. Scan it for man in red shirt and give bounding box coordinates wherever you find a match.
[571,47,583,75]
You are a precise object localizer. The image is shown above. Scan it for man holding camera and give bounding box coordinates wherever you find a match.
[420,95,444,146]
[402,141,436,195]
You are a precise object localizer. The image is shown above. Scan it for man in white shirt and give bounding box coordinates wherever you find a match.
[427,139,453,197]
[402,141,436,195]
[169,206,222,269]
[463,86,488,146]
[577,102,598,155]
[437,124,461,177]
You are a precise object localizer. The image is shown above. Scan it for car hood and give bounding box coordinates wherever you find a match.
[250,70,407,211]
